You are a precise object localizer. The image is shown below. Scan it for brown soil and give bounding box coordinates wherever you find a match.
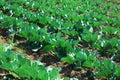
[11,40,91,79]
[0,69,9,79]
[0,30,117,80]
[0,34,111,80]
[29,51,94,80]
[0,36,6,45]
[0,28,9,40]
[1,34,119,80]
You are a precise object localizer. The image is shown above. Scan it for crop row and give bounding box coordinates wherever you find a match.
[0,0,120,57]
[0,45,62,80]
[0,0,120,79]
[1,1,120,40]
[0,12,120,78]
[0,0,77,35]
[2,0,120,38]
[3,0,120,31]
[1,44,120,79]
[5,0,120,17]
[0,9,120,59]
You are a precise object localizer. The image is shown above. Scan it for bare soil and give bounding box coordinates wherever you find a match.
[0,30,115,80]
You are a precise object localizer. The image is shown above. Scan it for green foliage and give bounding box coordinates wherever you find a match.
[94,60,115,78]
[81,29,98,45]
[0,46,61,80]
[97,38,119,56]
[0,0,120,79]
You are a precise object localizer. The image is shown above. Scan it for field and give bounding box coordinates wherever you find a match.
[0,0,120,80]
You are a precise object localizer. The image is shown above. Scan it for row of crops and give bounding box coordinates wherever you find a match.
[0,45,62,80]
[0,0,120,79]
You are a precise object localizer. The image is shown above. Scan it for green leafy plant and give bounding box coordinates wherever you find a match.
[98,38,119,56]
[0,0,120,79]
[81,29,98,46]
[102,26,118,37]
[0,46,61,80]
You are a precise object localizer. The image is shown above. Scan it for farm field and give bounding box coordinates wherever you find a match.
[0,0,120,80]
